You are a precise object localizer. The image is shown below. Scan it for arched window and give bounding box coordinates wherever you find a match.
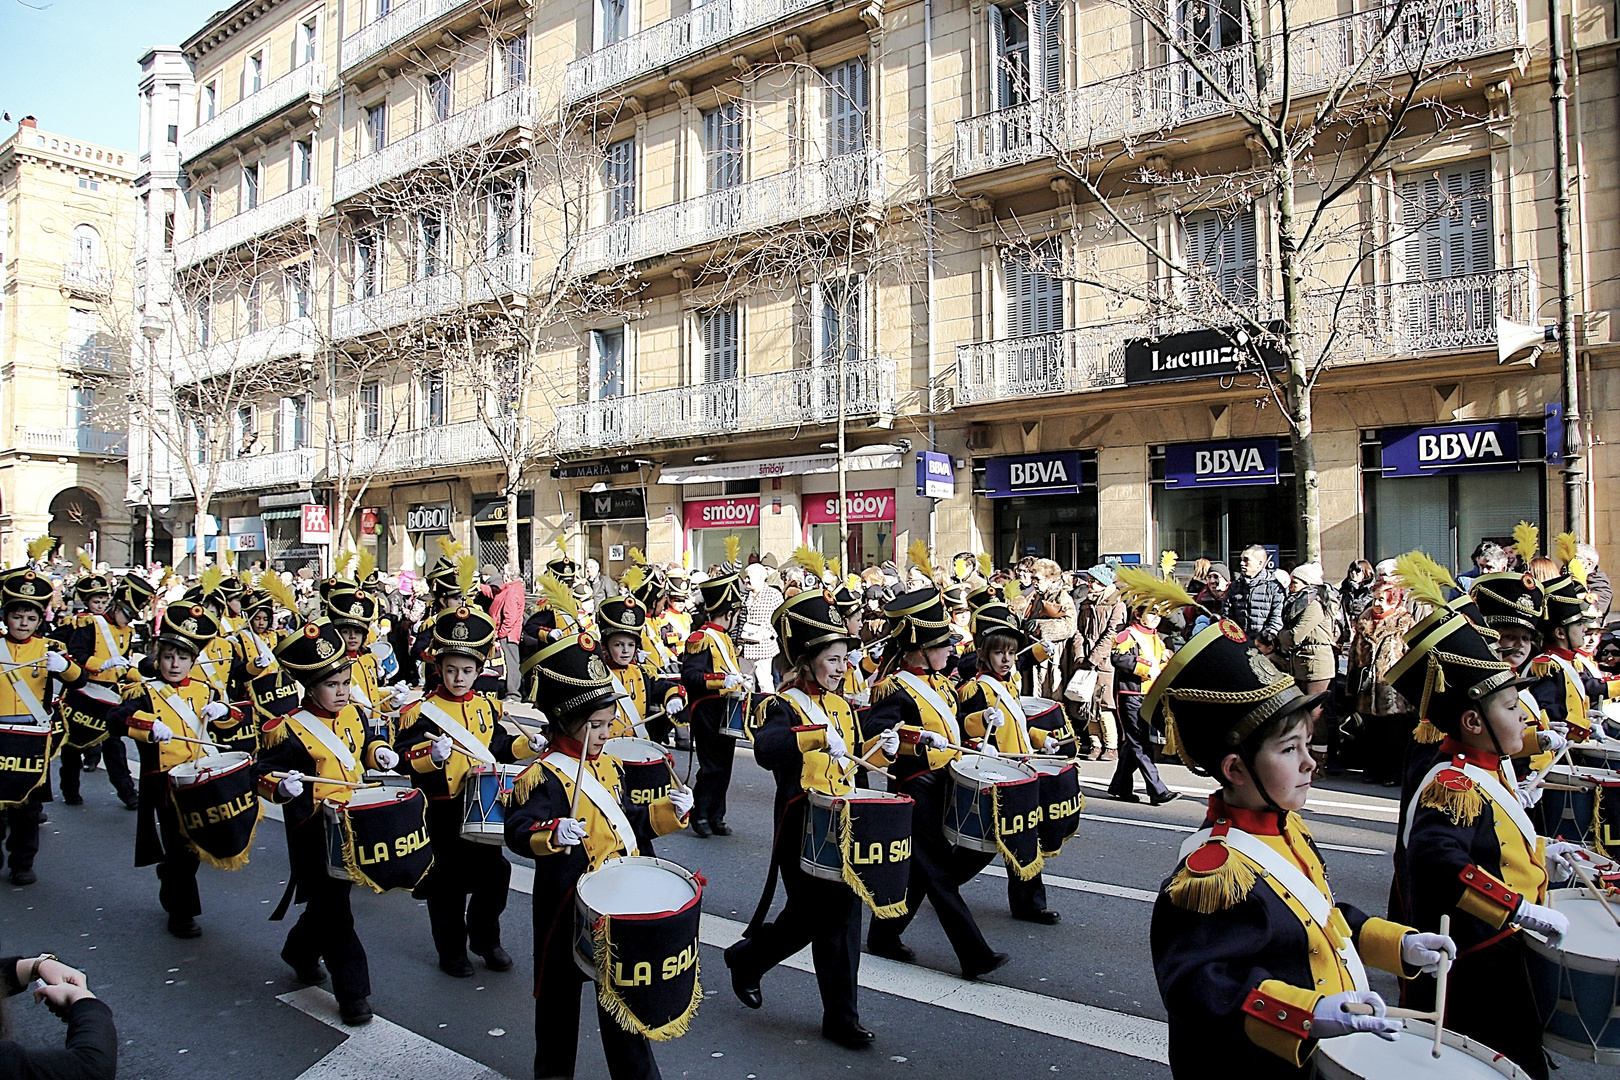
[72,224,101,269]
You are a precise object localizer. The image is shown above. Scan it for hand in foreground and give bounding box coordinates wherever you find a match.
[1310,990,1400,1041]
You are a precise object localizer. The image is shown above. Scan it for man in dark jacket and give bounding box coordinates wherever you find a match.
[1070,564,1128,760]
[1223,545,1284,642]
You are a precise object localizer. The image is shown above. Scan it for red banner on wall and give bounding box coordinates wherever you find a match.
[802,489,896,525]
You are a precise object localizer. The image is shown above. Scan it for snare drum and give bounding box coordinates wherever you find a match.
[1526,887,1620,1064]
[1317,1018,1529,1078]
[721,693,751,740]
[800,787,913,916]
[61,684,119,749]
[1540,765,1612,845]
[324,786,433,893]
[1031,759,1082,856]
[572,855,704,1039]
[168,752,259,868]
[0,723,51,808]
[941,756,1040,854]
[604,737,675,808]
[460,763,524,844]
[1573,739,1620,772]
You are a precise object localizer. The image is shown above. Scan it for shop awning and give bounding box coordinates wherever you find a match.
[658,448,902,485]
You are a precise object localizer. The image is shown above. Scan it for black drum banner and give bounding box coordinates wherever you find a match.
[1038,768,1084,857]
[593,892,703,1041]
[991,778,1044,880]
[340,794,434,893]
[171,773,260,871]
[0,727,49,808]
[838,795,913,919]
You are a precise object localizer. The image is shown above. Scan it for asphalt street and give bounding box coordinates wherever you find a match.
[1,742,1610,1080]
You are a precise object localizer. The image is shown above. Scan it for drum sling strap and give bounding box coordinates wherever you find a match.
[1178,825,1370,991]
[92,615,126,666]
[287,710,358,774]
[610,670,647,738]
[0,640,52,728]
[540,751,637,855]
[978,676,1032,749]
[893,671,962,745]
[162,687,218,755]
[702,628,744,679]
[419,700,497,764]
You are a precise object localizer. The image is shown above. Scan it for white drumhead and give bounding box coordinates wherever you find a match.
[578,857,697,916]
[1019,696,1059,714]
[169,751,251,785]
[345,786,410,810]
[1030,760,1073,778]
[1317,1020,1528,1078]
[604,737,667,765]
[1550,764,1612,788]
[469,762,526,780]
[1534,890,1620,966]
[952,756,1035,784]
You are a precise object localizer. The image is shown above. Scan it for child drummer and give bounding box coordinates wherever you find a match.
[394,603,543,978]
[327,585,394,738]
[956,597,1064,925]
[504,632,692,1080]
[1388,561,1567,1079]
[724,555,899,1049]
[1529,540,1620,744]
[252,620,400,1026]
[0,570,84,886]
[597,590,686,744]
[61,571,152,810]
[1140,600,1455,1078]
[679,542,747,838]
[111,601,229,934]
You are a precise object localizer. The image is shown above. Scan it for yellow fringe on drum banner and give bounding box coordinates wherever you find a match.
[592,916,702,1042]
[1418,776,1485,828]
[0,761,51,810]
[1412,719,1444,745]
[182,802,263,872]
[837,801,908,919]
[1165,847,1258,913]
[340,817,435,895]
[990,784,1043,881]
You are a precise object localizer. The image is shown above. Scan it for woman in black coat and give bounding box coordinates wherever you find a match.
[0,952,115,1080]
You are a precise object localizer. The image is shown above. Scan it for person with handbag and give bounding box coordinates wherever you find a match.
[1071,565,1127,761]
[740,564,782,694]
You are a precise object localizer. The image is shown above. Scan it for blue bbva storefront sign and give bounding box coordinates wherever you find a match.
[984,451,1084,498]
[1164,439,1280,488]
[1379,421,1519,477]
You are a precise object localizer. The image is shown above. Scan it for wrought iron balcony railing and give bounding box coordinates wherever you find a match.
[205,447,322,494]
[339,417,525,475]
[16,426,128,457]
[60,342,117,372]
[60,262,113,296]
[174,316,319,385]
[330,253,530,340]
[174,185,319,268]
[341,0,479,73]
[181,64,327,164]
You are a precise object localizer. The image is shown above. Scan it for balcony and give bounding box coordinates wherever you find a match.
[331,253,530,340]
[181,64,327,165]
[14,426,128,457]
[953,266,1533,406]
[176,316,319,384]
[574,152,878,276]
[555,357,898,453]
[562,0,827,106]
[60,262,113,297]
[333,86,538,203]
[175,185,320,268]
[954,0,1523,177]
[206,447,322,494]
[60,342,117,373]
[341,417,522,475]
[342,0,480,74]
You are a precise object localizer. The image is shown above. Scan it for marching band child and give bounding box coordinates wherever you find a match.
[505,632,691,1080]
[1110,603,1177,805]
[1528,536,1619,744]
[327,585,393,738]
[680,540,747,838]
[597,589,685,744]
[63,573,154,809]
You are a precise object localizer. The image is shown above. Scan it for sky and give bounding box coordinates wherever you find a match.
[0,0,229,151]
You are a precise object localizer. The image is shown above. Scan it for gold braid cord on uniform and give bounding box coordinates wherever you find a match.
[590,917,703,1041]
[836,802,909,920]
[173,797,264,873]
[990,784,1043,881]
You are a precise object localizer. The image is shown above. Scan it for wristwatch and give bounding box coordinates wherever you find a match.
[27,954,57,983]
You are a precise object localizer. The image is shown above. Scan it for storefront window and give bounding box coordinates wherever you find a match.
[977,451,1099,569]
[805,488,895,569]
[684,496,761,574]
[1151,440,1295,568]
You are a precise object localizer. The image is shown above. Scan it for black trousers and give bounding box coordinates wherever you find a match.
[0,797,41,872]
[1405,936,1548,1080]
[1109,695,1169,799]
[730,803,861,1029]
[1006,868,1049,916]
[155,799,201,918]
[422,799,510,959]
[60,738,135,803]
[285,820,371,1005]
[869,771,997,971]
[689,699,735,825]
[534,891,660,1080]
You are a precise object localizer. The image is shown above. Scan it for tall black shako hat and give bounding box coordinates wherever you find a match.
[432,604,496,663]
[74,573,112,600]
[114,574,158,617]
[1470,571,1545,634]
[698,534,744,614]
[1,570,52,614]
[883,587,952,653]
[1389,608,1525,742]
[156,601,221,655]
[522,632,624,721]
[597,595,648,643]
[773,589,858,668]
[1542,573,1599,632]
[325,585,378,631]
[969,601,1026,649]
[274,619,353,687]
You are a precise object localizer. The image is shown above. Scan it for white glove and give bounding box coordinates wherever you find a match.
[665,696,685,716]
[1400,931,1457,976]
[553,818,587,846]
[547,628,568,642]
[276,770,305,799]
[1546,840,1587,883]
[982,706,1004,731]
[201,701,230,722]
[45,652,69,674]
[1042,735,1061,753]
[722,672,745,691]
[824,724,849,761]
[527,730,549,753]
[149,719,173,743]
[1515,900,1570,944]
[868,642,883,658]
[429,734,455,765]
[878,727,901,758]
[1551,719,1571,738]
[977,742,1000,757]
[101,655,131,671]
[1518,778,1544,809]
[1539,728,1570,755]
[668,787,694,817]
[919,730,948,750]
[849,691,871,709]
[390,681,412,695]
[636,650,651,664]
[1310,990,1400,1041]
[372,746,399,770]
[255,649,275,669]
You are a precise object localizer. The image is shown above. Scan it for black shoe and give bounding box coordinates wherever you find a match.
[10,869,36,886]
[1012,909,1061,925]
[708,821,732,837]
[439,953,475,978]
[1110,790,1141,803]
[83,762,99,773]
[1149,790,1182,806]
[63,795,83,806]
[723,943,762,1009]
[119,793,139,811]
[167,916,201,939]
[689,818,712,838]
[35,811,47,824]
[866,936,915,963]
[476,946,514,972]
[822,1022,875,1049]
[338,998,373,1026]
[961,952,1010,980]
[282,947,327,985]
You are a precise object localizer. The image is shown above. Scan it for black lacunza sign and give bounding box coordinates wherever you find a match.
[1123,322,1287,385]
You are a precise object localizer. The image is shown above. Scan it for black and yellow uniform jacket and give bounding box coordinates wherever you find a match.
[251,702,393,829]
[1151,795,1416,1078]
[393,688,538,800]
[863,665,961,786]
[0,633,85,723]
[1530,645,1620,741]
[679,621,744,711]
[956,670,1071,754]
[112,675,226,867]
[752,682,890,806]
[607,660,686,740]
[66,618,138,692]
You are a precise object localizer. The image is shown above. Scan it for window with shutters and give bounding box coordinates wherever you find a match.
[360,381,381,439]
[700,305,740,382]
[703,104,743,190]
[202,83,217,123]
[1182,208,1257,311]
[592,328,626,400]
[298,18,318,67]
[279,396,308,451]
[294,139,313,188]
[1400,162,1492,281]
[603,137,635,222]
[352,230,381,300]
[246,52,264,95]
[426,71,452,125]
[990,1,1061,111]
[499,36,527,91]
[243,161,261,211]
[1003,245,1064,338]
[286,263,312,320]
[71,386,97,432]
[422,372,447,428]
[824,58,869,157]
[815,278,864,366]
[486,178,523,258]
[246,278,263,334]
[417,211,445,280]
[600,0,629,47]
[234,405,256,456]
[365,103,387,155]
[1173,0,1247,101]
[198,187,213,232]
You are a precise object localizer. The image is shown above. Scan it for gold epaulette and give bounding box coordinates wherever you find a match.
[1412,719,1444,744]
[1530,657,1558,679]
[260,716,288,748]
[504,760,549,807]
[685,632,707,655]
[1419,766,1484,826]
[870,677,899,702]
[119,680,146,703]
[1165,840,1257,913]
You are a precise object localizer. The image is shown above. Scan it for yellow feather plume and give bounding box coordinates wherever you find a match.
[629,547,647,567]
[1569,557,1590,588]
[907,540,935,582]
[828,558,842,579]
[537,573,578,623]
[355,547,377,584]
[845,573,860,591]
[259,571,300,615]
[791,545,827,581]
[1159,550,1179,576]
[220,545,237,573]
[437,535,463,563]
[26,536,54,561]
[200,563,224,598]
[77,548,94,573]
[1555,531,1579,569]
[552,531,568,559]
[1512,521,1539,564]
[977,553,994,579]
[682,549,691,571]
[724,534,741,567]
[1003,578,1022,603]
[1405,550,1458,593]
[622,565,646,594]
[1116,565,1199,615]
[456,553,477,598]
[1394,552,1449,611]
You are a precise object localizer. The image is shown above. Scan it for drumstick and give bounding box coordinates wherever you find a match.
[1344,1004,1435,1021]
[840,741,896,783]
[568,744,587,821]
[264,771,379,790]
[1569,860,1620,927]
[165,734,217,747]
[1431,913,1451,1058]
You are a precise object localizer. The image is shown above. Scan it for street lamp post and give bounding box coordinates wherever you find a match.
[139,315,166,569]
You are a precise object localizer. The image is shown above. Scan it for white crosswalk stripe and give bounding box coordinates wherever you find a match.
[280,986,507,1080]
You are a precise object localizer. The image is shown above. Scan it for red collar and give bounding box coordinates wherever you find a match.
[300,699,339,719]
[1547,646,1579,661]
[901,664,933,677]
[433,687,478,704]
[549,733,599,761]
[346,649,362,660]
[701,621,728,633]
[162,676,192,689]
[1437,735,1502,771]
[1205,793,1285,836]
